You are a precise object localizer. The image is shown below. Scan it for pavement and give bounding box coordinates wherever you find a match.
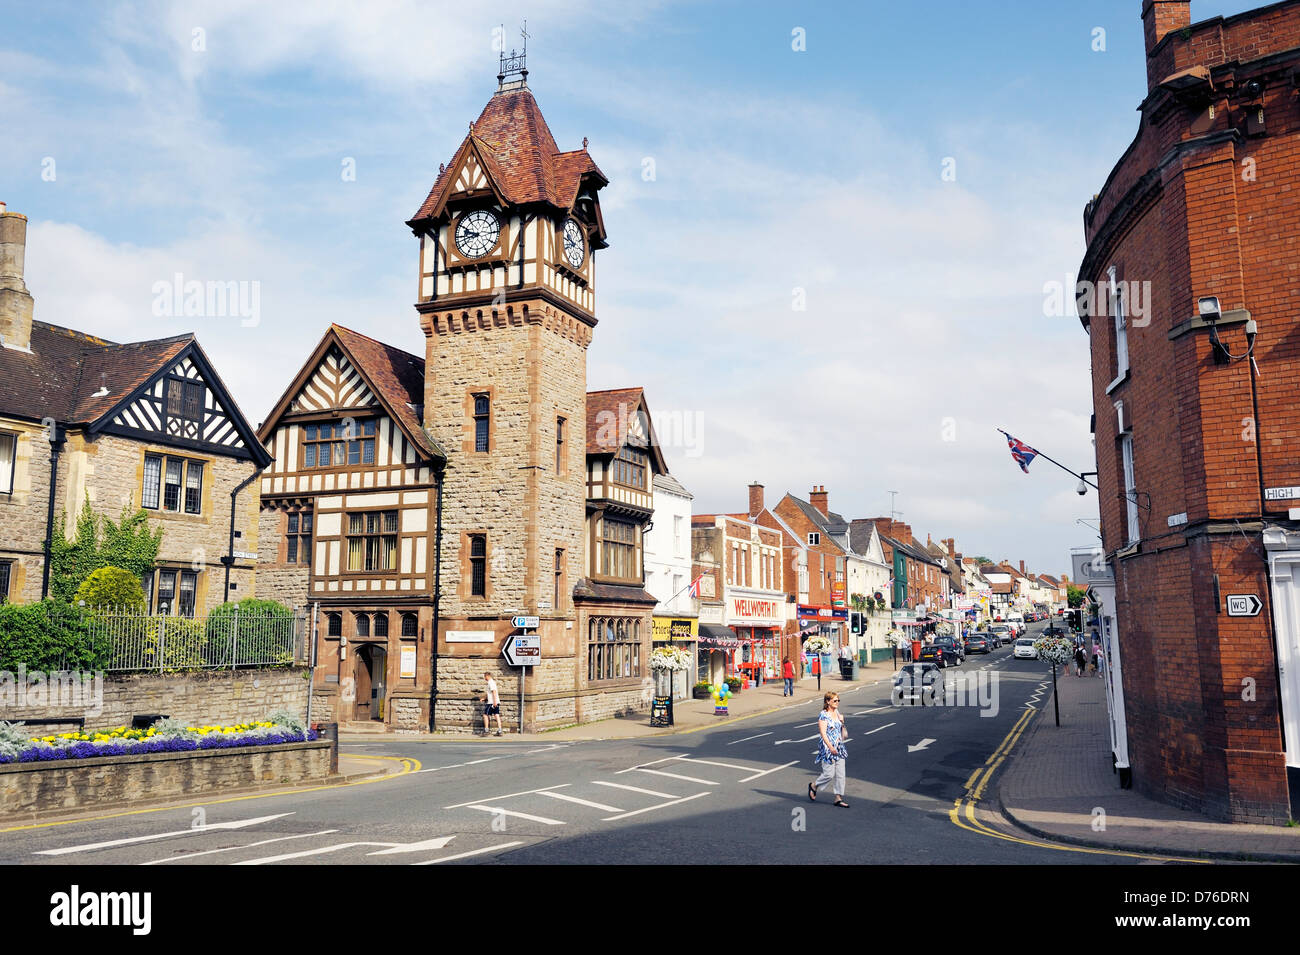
[368,660,903,743]
[997,662,1300,862]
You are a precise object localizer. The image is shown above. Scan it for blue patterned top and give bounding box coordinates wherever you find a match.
[816,710,846,764]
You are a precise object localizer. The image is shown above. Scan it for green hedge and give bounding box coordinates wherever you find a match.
[0,601,108,671]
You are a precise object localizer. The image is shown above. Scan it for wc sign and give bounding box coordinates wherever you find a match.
[1225,594,1262,617]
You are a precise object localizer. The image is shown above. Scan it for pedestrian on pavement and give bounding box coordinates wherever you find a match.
[808,691,849,808]
[782,656,795,697]
[1091,641,1102,677]
[482,670,503,736]
[1073,645,1087,679]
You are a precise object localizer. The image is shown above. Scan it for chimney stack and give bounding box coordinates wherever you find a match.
[0,203,34,352]
[748,482,765,518]
[1019,560,1026,575]
[945,537,956,559]
[809,485,828,516]
[1142,0,1191,55]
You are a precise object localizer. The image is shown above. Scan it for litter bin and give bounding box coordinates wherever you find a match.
[838,658,858,681]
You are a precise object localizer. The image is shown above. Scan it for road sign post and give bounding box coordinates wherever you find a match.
[503,624,541,735]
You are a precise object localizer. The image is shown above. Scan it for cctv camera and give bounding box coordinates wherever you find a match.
[1076,480,1088,496]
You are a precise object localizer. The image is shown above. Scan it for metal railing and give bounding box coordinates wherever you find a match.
[43,605,307,673]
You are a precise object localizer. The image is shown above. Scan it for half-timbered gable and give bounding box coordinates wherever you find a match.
[256,324,446,728]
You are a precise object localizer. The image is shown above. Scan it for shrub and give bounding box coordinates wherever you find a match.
[0,601,105,671]
[206,598,295,666]
[0,721,30,761]
[75,566,145,610]
[268,709,305,735]
[724,676,742,692]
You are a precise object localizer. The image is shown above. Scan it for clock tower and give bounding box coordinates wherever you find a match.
[408,56,609,731]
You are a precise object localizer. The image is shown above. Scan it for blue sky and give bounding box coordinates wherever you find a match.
[0,1,1264,574]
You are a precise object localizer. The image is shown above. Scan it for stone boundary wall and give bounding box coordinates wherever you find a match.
[0,740,332,820]
[1,667,311,733]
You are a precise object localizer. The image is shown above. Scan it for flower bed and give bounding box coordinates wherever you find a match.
[0,712,314,764]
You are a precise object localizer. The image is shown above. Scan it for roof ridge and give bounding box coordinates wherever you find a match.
[330,323,424,363]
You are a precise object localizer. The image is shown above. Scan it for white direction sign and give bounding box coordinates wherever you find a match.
[503,633,541,667]
[511,615,540,630]
[1225,594,1262,617]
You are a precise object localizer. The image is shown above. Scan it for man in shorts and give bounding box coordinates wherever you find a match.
[482,671,503,736]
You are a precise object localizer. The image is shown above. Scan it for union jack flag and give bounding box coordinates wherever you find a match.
[1000,430,1039,474]
[687,573,705,598]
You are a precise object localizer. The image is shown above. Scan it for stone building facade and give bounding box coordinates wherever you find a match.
[0,203,269,610]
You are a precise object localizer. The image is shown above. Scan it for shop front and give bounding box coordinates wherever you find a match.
[698,625,740,685]
[726,590,784,687]
[652,615,699,702]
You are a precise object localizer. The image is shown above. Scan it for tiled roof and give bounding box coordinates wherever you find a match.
[0,320,191,426]
[653,472,693,499]
[586,387,643,454]
[329,325,443,460]
[409,89,607,224]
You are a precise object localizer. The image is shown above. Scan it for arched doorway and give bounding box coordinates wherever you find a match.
[354,644,388,722]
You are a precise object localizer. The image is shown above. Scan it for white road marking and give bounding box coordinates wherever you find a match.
[602,792,711,821]
[794,721,820,728]
[861,722,897,736]
[592,780,676,799]
[855,706,892,715]
[907,738,937,753]
[737,759,800,782]
[675,756,759,772]
[235,842,398,864]
[538,791,623,813]
[614,754,687,774]
[464,805,565,826]
[369,837,457,855]
[140,829,339,865]
[444,784,567,809]
[727,732,773,745]
[34,813,295,856]
[413,841,526,865]
[635,768,720,786]
[775,734,820,745]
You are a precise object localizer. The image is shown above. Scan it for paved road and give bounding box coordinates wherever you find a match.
[2,620,1169,865]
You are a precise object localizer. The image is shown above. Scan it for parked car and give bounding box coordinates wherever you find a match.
[988,624,1010,646]
[1014,637,1038,659]
[935,635,965,663]
[965,634,992,654]
[894,662,943,705]
[1041,625,1068,640]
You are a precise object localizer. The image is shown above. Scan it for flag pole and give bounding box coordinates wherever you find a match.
[997,429,1098,490]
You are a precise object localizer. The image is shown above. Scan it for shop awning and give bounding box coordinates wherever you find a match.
[698,625,741,648]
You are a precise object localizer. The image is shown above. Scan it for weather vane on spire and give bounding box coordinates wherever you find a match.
[497,19,529,90]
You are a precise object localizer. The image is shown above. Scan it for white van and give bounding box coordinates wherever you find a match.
[1006,612,1025,635]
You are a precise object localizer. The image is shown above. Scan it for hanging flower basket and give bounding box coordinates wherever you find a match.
[1033,635,1075,666]
[649,646,692,672]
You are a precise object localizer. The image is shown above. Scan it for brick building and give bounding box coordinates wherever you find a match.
[858,519,946,615]
[0,204,270,611]
[1078,0,1300,822]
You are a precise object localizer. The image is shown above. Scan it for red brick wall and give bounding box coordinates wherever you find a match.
[1081,0,1300,823]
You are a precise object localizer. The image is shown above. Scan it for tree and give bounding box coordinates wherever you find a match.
[1067,584,1086,608]
[48,497,163,602]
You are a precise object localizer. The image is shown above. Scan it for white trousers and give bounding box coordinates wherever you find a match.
[813,758,845,797]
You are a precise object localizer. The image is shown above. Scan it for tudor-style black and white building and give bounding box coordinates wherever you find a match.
[0,203,271,610]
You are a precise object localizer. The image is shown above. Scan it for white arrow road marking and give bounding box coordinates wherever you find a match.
[413,841,526,865]
[907,738,937,753]
[738,760,800,783]
[592,780,676,799]
[464,805,565,826]
[35,812,295,856]
[727,732,773,745]
[615,754,687,774]
[775,734,820,745]
[602,792,711,822]
[369,836,458,855]
[140,829,339,865]
[538,791,623,813]
[861,722,897,736]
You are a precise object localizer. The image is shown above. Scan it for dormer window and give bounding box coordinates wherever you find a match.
[612,446,646,489]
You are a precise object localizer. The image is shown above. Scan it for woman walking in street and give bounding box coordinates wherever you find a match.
[782,656,795,697]
[808,691,849,808]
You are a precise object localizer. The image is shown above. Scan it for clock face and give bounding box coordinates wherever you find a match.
[455,210,500,258]
[562,218,585,268]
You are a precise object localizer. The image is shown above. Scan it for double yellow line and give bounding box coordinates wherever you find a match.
[950,706,1209,863]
